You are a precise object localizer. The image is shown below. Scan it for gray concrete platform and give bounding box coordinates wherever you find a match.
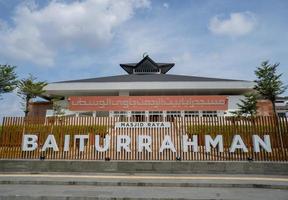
[0,173,287,200]
[0,173,288,189]
[1,160,288,199]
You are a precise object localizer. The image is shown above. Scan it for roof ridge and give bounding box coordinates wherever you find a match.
[54,73,250,83]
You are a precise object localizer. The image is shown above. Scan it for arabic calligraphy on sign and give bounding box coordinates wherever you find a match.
[68,96,228,111]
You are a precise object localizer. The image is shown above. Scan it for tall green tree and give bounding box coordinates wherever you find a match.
[51,96,65,116]
[254,61,287,117]
[0,65,18,98]
[233,93,258,117]
[17,74,47,117]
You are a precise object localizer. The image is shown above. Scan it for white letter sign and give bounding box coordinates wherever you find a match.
[64,135,70,152]
[95,135,110,152]
[138,135,152,152]
[253,135,272,153]
[230,135,248,152]
[205,135,223,152]
[160,135,176,153]
[117,135,131,152]
[182,135,198,152]
[42,134,59,151]
[74,135,89,152]
[22,134,38,151]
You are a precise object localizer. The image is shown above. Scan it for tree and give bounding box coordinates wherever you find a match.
[254,61,287,117]
[233,93,258,117]
[0,65,18,98]
[17,74,47,117]
[51,96,65,116]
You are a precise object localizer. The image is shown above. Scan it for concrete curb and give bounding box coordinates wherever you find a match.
[0,180,287,190]
[0,196,197,200]
[0,160,288,175]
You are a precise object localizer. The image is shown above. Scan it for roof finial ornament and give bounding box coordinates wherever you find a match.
[142,52,148,58]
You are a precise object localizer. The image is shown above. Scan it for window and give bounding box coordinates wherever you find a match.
[149,111,163,122]
[202,111,218,117]
[131,111,146,122]
[113,111,128,116]
[113,111,128,121]
[167,111,181,117]
[184,111,199,117]
[96,111,109,117]
[166,111,181,122]
[79,112,93,117]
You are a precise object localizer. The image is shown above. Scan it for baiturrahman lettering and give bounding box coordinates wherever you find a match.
[22,134,272,153]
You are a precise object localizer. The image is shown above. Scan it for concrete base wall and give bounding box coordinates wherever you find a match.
[0,160,288,175]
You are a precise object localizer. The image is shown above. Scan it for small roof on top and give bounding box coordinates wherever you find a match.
[120,55,174,74]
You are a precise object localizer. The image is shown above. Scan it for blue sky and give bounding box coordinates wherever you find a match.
[0,0,287,119]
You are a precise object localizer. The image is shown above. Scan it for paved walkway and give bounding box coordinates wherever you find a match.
[0,173,287,199]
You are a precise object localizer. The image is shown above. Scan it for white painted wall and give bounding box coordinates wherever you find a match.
[119,90,129,96]
[225,95,245,115]
[44,81,254,96]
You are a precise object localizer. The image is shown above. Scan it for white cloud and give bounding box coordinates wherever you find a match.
[170,42,273,81]
[0,0,150,67]
[0,93,23,123]
[163,3,169,9]
[208,12,256,37]
[117,28,168,62]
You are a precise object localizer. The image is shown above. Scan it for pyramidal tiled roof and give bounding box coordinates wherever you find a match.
[56,74,248,83]
[55,56,250,83]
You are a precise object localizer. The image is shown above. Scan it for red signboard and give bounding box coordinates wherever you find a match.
[68,96,228,111]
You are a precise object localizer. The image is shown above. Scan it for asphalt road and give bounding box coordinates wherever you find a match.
[0,173,287,200]
[1,184,288,200]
